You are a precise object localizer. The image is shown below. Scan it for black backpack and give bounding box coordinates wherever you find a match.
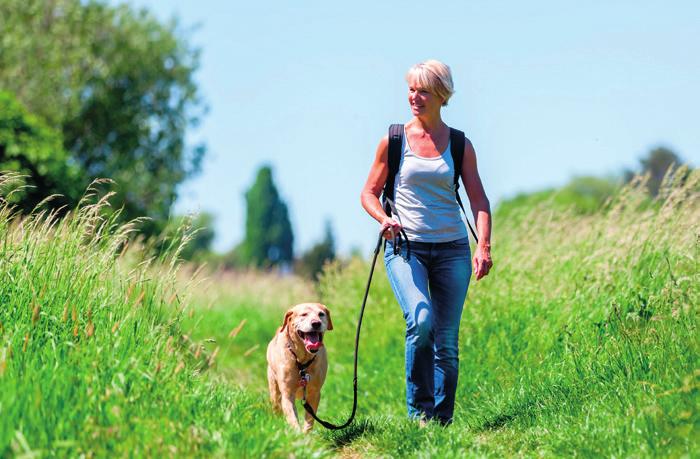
[382,123,478,243]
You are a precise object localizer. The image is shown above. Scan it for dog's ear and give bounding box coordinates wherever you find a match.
[321,304,333,331]
[281,310,294,332]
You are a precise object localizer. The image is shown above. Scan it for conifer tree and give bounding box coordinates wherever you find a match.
[239,166,294,268]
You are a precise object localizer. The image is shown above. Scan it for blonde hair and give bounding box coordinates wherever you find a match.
[405,60,454,106]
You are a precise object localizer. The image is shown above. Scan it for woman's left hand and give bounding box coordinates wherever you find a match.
[472,244,493,281]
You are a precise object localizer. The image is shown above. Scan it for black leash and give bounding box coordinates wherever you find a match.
[301,227,410,430]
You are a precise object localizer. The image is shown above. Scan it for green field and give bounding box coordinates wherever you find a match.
[1,171,698,457]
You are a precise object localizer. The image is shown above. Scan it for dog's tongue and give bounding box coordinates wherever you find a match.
[304,332,322,351]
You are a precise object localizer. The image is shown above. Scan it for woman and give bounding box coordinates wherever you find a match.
[360,60,493,425]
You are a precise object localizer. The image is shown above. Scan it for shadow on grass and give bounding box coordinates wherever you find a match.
[475,398,540,431]
[323,418,379,449]
[474,382,582,432]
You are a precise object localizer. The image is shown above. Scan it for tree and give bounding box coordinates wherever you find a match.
[0,92,82,211]
[296,220,336,281]
[238,166,294,269]
[624,147,684,197]
[0,0,205,235]
[639,147,682,197]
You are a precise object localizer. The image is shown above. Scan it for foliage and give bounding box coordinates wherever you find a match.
[494,175,620,232]
[0,0,205,236]
[237,165,294,269]
[554,175,620,213]
[296,220,336,281]
[0,92,82,211]
[639,147,684,196]
[625,146,686,197]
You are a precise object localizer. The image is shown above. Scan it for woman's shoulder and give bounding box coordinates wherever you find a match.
[372,134,390,161]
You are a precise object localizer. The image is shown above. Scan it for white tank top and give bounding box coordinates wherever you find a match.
[392,131,468,242]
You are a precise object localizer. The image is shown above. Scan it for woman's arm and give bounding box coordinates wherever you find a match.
[461,138,493,280]
[360,136,402,238]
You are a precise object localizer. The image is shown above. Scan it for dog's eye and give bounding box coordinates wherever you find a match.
[301,313,308,317]
[318,312,326,317]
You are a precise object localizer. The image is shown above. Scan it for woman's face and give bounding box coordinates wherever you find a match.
[407,76,443,117]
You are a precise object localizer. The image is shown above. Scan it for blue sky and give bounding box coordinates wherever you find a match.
[118,0,699,256]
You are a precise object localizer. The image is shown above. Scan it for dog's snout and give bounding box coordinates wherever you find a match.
[311,320,322,330]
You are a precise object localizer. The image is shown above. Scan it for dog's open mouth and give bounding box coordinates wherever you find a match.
[297,330,324,353]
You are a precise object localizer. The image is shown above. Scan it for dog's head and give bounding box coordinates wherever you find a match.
[281,303,333,354]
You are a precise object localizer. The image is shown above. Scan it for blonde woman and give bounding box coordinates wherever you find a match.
[361,60,492,425]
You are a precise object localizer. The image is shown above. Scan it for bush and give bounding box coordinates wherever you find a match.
[0,91,82,211]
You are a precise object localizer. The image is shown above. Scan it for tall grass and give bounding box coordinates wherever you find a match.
[0,174,327,457]
[313,169,699,457]
[1,168,697,457]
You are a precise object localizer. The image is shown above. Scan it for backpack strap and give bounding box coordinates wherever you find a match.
[383,124,404,216]
[450,128,479,243]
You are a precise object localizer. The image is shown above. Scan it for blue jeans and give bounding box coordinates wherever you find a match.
[384,236,471,424]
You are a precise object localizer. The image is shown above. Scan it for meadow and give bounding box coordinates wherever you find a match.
[0,169,698,458]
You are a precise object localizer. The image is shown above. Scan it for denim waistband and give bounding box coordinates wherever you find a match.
[386,236,469,250]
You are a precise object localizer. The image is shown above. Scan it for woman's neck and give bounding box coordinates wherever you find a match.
[410,113,446,135]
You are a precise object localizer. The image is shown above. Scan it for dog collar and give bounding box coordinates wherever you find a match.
[287,348,316,371]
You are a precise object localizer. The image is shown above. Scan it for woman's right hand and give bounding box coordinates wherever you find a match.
[380,217,403,240]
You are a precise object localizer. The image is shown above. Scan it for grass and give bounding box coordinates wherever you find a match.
[0,175,326,457]
[0,169,698,457]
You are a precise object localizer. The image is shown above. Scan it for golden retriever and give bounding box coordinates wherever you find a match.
[266,302,333,432]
